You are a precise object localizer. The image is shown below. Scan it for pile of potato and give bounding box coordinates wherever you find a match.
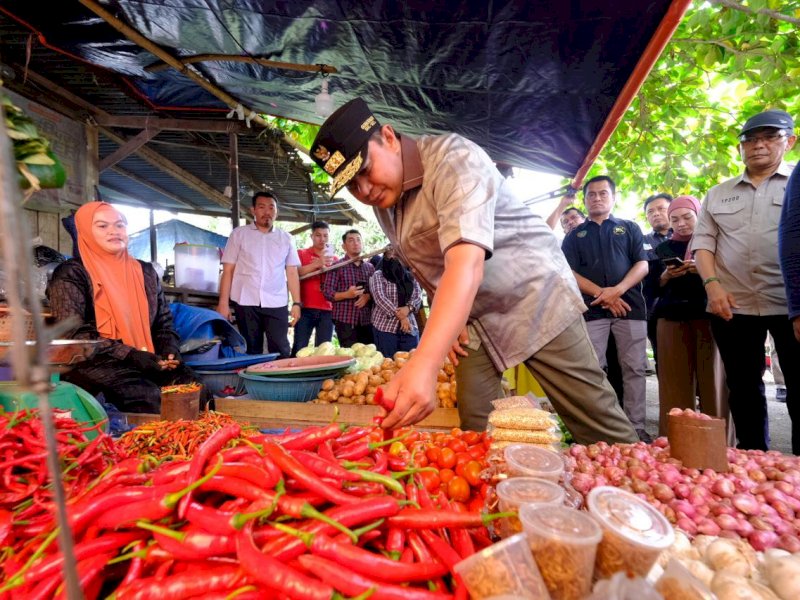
[312,351,457,408]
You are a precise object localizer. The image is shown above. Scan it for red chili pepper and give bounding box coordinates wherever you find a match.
[179,423,241,518]
[307,533,449,583]
[298,554,453,600]
[407,531,435,564]
[236,522,333,600]
[291,450,361,482]
[213,462,279,489]
[418,529,462,571]
[342,481,385,496]
[121,541,146,586]
[262,442,359,506]
[317,439,337,463]
[54,552,112,600]
[332,426,372,448]
[469,529,493,550]
[370,449,389,474]
[385,527,406,555]
[400,547,414,563]
[374,387,395,411]
[450,527,475,559]
[388,508,508,530]
[280,422,347,451]
[116,565,247,600]
[262,496,404,562]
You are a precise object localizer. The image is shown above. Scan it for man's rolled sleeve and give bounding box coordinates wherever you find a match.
[434,140,497,258]
[690,195,719,254]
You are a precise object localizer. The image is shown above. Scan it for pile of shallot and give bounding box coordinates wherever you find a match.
[564,439,800,552]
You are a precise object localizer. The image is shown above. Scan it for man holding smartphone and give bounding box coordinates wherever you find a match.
[322,229,375,347]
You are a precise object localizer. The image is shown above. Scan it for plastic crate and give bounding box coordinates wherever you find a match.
[196,369,246,397]
[239,373,328,402]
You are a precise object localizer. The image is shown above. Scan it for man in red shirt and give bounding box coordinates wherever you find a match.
[291,221,336,355]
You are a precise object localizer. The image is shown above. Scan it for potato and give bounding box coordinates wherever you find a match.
[328,389,341,402]
[366,392,376,405]
[341,383,355,398]
[368,375,383,387]
[354,381,367,395]
[440,398,455,409]
[437,370,449,383]
[318,391,330,402]
[380,370,394,382]
[343,374,356,384]
[381,359,394,371]
[394,357,407,367]
[371,365,382,375]
[394,351,410,361]
[366,385,377,395]
[321,379,335,391]
[353,394,366,405]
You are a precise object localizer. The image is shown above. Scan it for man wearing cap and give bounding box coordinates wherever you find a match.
[310,98,638,444]
[692,109,800,454]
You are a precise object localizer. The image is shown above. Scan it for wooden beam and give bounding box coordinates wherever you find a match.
[79,0,310,157]
[95,114,252,134]
[99,184,236,218]
[14,66,111,118]
[145,54,337,75]
[100,127,232,209]
[289,223,312,236]
[99,127,161,172]
[109,166,199,210]
[229,133,240,228]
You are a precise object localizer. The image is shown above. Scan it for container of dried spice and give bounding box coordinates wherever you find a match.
[503,444,564,482]
[453,533,551,600]
[586,486,675,579]
[495,477,566,537]
[519,504,601,600]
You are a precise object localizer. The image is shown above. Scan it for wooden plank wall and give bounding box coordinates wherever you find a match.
[24,207,75,256]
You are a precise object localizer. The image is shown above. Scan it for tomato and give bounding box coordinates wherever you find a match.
[439,468,456,484]
[388,441,406,456]
[447,476,470,503]
[479,482,491,499]
[454,451,472,468]
[447,438,468,454]
[404,431,421,445]
[418,470,441,494]
[468,495,485,513]
[468,444,487,460]
[449,500,469,513]
[412,453,429,468]
[463,460,482,487]
[450,427,463,437]
[438,447,456,469]
[461,431,481,446]
[425,446,442,465]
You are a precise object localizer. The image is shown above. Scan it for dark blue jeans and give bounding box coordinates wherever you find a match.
[372,327,419,357]
[710,314,800,454]
[291,308,333,356]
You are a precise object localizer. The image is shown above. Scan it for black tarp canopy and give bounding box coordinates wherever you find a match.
[0,0,687,213]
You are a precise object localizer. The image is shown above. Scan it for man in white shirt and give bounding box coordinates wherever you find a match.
[217,192,301,357]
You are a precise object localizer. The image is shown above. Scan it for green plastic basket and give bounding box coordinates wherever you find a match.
[238,373,327,402]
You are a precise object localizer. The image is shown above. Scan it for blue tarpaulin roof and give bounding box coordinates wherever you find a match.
[0,0,682,178]
[127,219,227,265]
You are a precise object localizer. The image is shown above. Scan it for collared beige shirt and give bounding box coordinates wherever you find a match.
[374,133,585,371]
[691,161,794,316]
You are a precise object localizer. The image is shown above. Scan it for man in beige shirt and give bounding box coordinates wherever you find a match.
[692,109,799,454]
[309,98,637,444]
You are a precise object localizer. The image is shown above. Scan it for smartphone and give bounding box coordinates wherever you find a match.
[662,257,684,268]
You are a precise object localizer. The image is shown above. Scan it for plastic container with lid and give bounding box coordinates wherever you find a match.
[174,244,221,292]
[495,477,565,537]
[519,505,602,600]
[504,444,564,481]
[586,486,675,579]
[454,533,550,600]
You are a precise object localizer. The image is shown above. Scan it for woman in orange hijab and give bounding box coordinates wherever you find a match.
[47,202,201,412]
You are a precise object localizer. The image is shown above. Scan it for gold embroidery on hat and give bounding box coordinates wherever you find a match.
[331,153,363,192]
[324,151,345,175]
[360,116,377,131]
[313,145,331,161]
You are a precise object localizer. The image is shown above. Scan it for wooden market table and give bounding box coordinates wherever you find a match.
[162,286,219,310]
[125,398,460,431]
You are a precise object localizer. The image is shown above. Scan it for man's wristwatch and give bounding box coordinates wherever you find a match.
[292,302,302,308]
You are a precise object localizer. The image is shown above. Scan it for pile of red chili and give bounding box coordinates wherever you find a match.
[0,409,116,561]
[115,410,254,461]
[0,418,499,599]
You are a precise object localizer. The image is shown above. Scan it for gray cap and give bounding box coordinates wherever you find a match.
[740,109,794,136]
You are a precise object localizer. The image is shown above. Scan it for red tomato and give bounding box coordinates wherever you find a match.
[404,431,421,445]
[463,460,482,487]
[461,431,481,446]
[454,451,472,468]
[447,438,468,454]
[479,482,491,499]
[468,444,487,461]
[447,476,470,503]
[388,441,406,456]
[439,468,456,484]
[450,427,463,437]
[425,446,442,465]
[468,495,485,513]
[412,453,429,468]
[438,447,456,469]
[418,470,441,494]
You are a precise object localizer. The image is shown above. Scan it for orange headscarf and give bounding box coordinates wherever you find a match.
[74,202,155,353]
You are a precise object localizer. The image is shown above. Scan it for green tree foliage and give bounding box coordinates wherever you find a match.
[589,0,800,213]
